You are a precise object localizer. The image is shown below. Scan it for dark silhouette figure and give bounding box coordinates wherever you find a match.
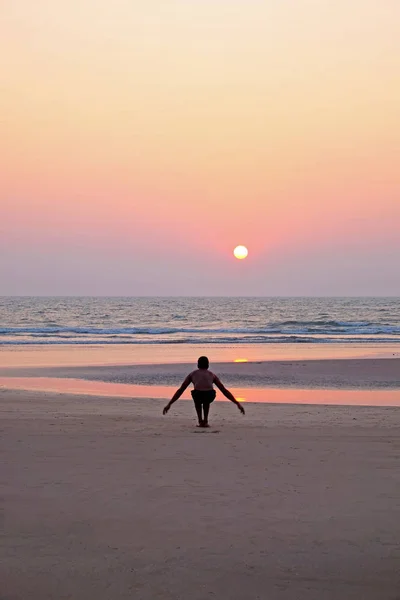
[163,356,245,427]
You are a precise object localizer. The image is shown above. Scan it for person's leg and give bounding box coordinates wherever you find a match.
[194,400,203,426]
[202,402,210,426]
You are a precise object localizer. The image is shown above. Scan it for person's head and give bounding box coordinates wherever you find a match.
[197,356,209,370]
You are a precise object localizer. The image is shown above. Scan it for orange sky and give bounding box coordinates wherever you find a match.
[1,1,399,295]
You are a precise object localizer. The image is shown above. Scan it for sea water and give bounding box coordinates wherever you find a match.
[1,296,399,346]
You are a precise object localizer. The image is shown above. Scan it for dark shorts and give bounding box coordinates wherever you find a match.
[191,390,216,405]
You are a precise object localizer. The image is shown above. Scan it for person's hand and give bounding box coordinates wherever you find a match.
[163,403,171,415]
[237,402,245,415]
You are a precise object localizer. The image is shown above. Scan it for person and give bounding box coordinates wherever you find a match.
[163,356,245,427]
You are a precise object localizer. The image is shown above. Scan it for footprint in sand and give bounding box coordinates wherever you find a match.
[193,429,220,434]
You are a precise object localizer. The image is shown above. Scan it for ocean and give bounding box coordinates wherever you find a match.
[0,296,399,346]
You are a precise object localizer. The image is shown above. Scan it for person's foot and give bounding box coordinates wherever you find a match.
[202,422,210,428]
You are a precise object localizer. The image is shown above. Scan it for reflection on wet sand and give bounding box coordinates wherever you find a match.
[1,377,400,406]
[1,343,399,368]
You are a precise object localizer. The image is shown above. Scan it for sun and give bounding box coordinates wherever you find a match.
[233,245,248,260]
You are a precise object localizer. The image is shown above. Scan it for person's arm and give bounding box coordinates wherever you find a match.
[213,375,245,414]
[163,375,191,414]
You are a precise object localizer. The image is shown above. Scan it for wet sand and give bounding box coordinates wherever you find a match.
[2,388,400,599]
[1,376,400,406]
[2,356,400,389]
[1,342,399,369]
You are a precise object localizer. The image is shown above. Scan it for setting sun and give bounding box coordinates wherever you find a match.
[233,246,248,260]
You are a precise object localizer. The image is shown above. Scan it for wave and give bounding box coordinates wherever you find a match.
[1,323,400,337]
[1,336,400,346]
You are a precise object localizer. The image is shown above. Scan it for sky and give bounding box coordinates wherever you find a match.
[1,0,399,296]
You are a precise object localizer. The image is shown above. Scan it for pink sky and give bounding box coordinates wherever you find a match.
[1,1,399,295]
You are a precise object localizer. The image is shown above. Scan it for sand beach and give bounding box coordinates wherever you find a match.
[1,352,400,599]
